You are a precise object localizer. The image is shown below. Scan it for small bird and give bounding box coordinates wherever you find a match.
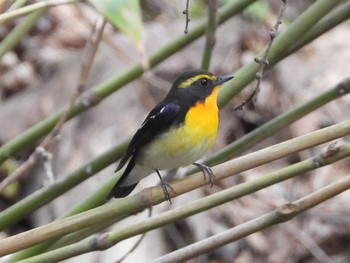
[106,70,233,202]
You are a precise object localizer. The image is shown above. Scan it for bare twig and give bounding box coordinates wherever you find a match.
[183,0,190,34]
[235,0,287,111]
[0,17,106,194]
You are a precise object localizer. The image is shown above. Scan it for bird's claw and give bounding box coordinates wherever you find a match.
[193,162,215,187]
[156,170,175,204]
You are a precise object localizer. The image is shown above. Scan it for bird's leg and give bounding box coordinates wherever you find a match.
[156,170,175,204]
[193,162,215,187]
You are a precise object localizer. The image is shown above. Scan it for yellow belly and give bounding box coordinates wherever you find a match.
[139,87,219,170]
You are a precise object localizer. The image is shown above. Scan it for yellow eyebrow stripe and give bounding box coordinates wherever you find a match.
[178,74,217,88]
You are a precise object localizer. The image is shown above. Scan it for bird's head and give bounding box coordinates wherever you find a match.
[167,70,233,104]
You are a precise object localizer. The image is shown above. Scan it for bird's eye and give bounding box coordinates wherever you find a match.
[200,78,208,86]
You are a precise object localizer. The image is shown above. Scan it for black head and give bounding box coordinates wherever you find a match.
[164,70,233,106]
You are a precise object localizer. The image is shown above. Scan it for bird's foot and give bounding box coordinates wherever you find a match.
[193,162,215,187]
[156,170,175,204]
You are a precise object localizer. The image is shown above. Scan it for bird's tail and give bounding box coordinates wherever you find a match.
[106,158,151,200]
[106,156,137,200]
[106,182,137,200]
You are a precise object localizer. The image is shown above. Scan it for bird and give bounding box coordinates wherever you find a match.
[106,70,233,202]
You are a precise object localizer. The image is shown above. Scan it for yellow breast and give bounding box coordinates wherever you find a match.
[140,87,219,170]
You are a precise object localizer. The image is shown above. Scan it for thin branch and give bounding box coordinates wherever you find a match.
[11,142,350,262]
[182,0,190,34]
[0,17,106,194]
[0,8,46,60]
[235,0,287,110]
[0,0,79,24]
[201,0,217,71]
[151,174,350,263]
[1,123,350,257]
[283,1,350,59]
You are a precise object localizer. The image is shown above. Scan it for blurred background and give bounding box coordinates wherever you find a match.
[1,0,350,262]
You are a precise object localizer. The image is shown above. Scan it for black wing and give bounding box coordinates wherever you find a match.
[106,102,181,200]
[116,102,181,172]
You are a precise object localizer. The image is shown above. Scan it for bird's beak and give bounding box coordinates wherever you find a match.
[217,75,234,85]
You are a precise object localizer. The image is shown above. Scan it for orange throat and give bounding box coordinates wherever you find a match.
[185,86,219,134]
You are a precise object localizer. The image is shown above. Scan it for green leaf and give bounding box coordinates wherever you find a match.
[89,0,144,44]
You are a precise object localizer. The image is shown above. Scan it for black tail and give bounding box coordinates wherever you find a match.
[105,156,137,200]
[106,183,137,200]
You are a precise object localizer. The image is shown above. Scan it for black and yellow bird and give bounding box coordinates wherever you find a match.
[106,70,233,201]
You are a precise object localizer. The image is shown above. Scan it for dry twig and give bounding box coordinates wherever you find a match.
[0,17,107,194]
[235,0,287,110]
[183,0,190,34]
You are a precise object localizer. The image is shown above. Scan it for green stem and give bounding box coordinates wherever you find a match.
[0,9,46,59]
[13,117,350,260]
[0,0,78,24]
[0,140,129,231]
[46,215,125,251]
[285,1,350,57]
[7,174,123,262]
[2,120,350,257]
[200,0,217,70]
[17,144,350,263]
